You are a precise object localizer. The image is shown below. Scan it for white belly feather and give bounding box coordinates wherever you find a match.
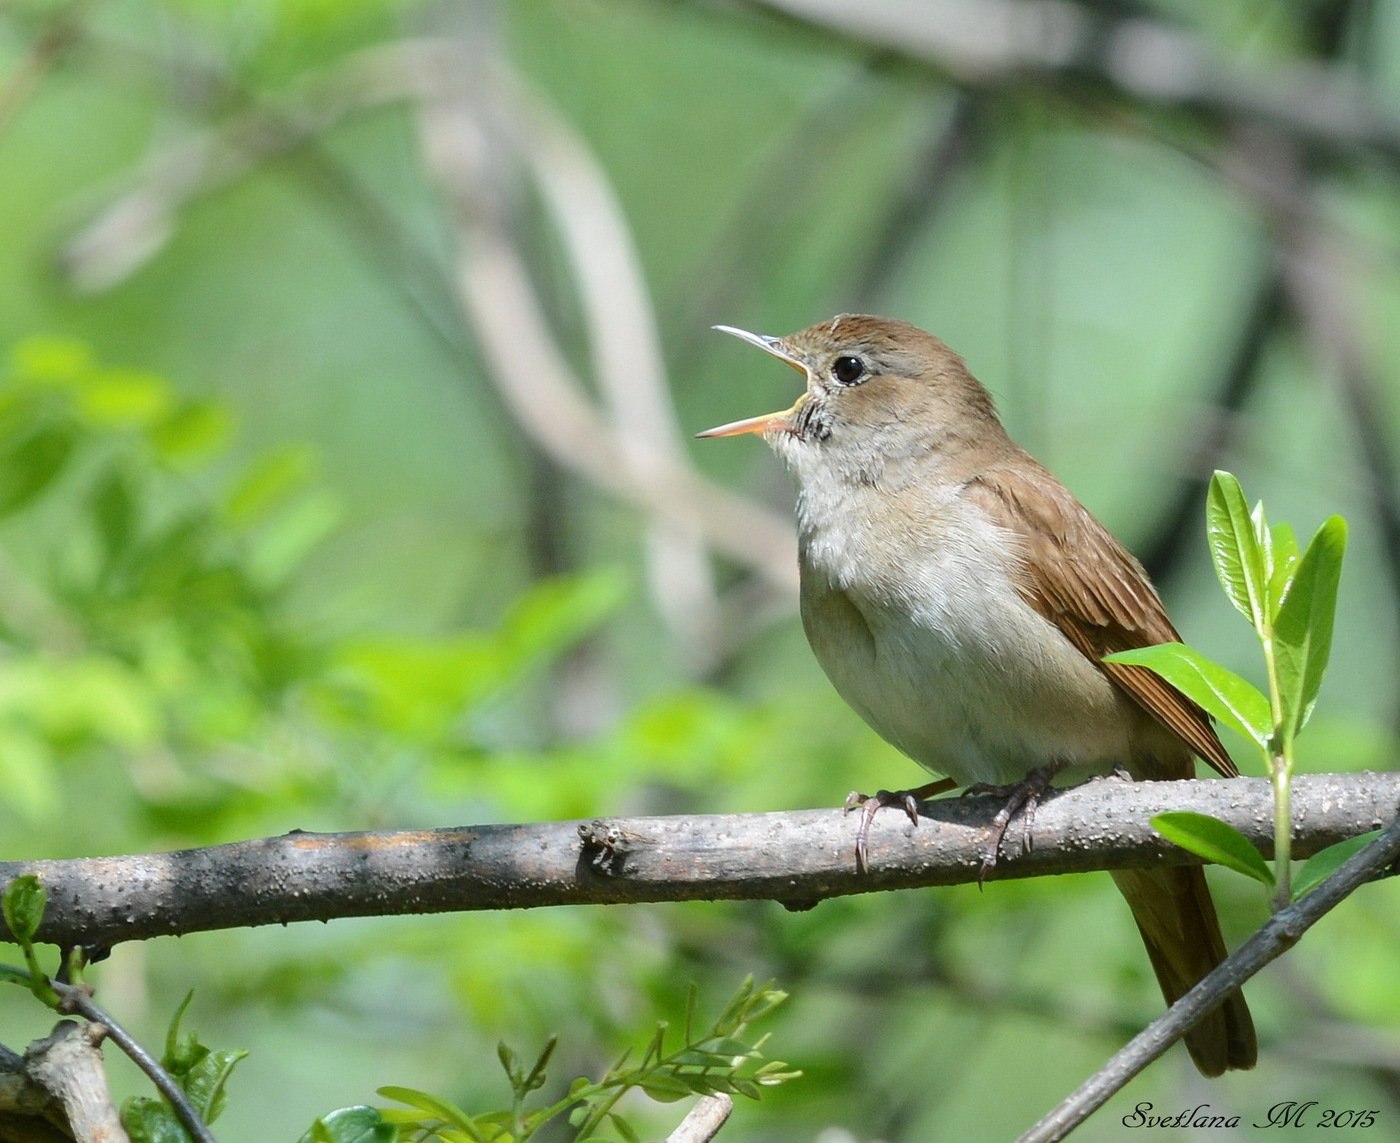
[794,477,1136,788]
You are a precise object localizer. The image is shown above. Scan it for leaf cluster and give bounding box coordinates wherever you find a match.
[1107,472,1358,906]
[122,992,248,1142]
[0,339,631,842]
[304,977,800,1142]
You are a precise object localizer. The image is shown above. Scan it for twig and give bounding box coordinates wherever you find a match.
[665,1093,733,1143]
[1020,808,1400,1143]
[848,92,983,309]
[0,1,89,143]
[501,72,723,663]
[413,49,799,594]
[0,773,1392,949]
[1137,264,1285,583]
[52,982,214,1143]
[17,1020,125,1143]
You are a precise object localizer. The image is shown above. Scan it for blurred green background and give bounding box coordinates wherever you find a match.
[1,0,1398,1138]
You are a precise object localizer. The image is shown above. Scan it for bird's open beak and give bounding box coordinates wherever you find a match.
[696,325,809,439]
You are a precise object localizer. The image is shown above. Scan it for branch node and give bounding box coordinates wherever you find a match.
[578,820,634,876]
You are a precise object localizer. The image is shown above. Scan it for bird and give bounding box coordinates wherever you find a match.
[697,313,1257,1077]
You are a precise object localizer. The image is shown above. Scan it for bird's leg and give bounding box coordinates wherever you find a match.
[844,778,957,873]
[962,765,1061,884]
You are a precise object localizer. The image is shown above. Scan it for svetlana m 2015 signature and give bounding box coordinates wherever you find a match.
[1122,1102,1380,1130]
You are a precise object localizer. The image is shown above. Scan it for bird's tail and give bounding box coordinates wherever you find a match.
[1110,866,1258,1076]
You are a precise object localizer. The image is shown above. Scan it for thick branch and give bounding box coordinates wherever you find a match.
[0,774,1393,949]
[9,1021,125,1143]
[748,0,1400,166]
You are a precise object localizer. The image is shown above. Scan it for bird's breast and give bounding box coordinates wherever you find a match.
[794,480,1138,786]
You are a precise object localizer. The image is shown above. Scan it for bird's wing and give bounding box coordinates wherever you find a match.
[965,463,1237,778]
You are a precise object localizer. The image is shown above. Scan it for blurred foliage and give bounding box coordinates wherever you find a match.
[0,0,1398,1140]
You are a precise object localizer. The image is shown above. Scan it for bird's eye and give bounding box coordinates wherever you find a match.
[831,356,866,386]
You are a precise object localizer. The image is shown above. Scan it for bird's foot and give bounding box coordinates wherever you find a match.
[962,766,1059,885]
[844,778,956,873]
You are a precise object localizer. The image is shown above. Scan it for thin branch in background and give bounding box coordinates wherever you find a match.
[744,0,1400,167]
[734,0,1400,282]
[501,72,723,666]
[51,35,801,602]
[1268,958,1400,1111]
[1020,807,1400,1143]
[411,45,799,597]
[673,49,909,354]
[0,1,89,143]
[848,91,983,309]
[56,36,482,372]
[1283,225,1400,671]
[1137,265,1285,583]
[1186,85,1400,717]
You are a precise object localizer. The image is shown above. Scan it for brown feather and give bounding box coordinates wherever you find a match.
[964,460,1237,778]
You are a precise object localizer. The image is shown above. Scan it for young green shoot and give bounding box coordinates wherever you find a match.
[1106,471,1348,909]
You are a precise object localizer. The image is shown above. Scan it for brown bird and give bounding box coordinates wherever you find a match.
[699,314,1256,1076]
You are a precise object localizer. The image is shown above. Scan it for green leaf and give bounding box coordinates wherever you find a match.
[121,1097,188,1143]
[377,1086,477,1130]
[1293,831,1381,900]
[729,1077,762,1100]
[711,975,755,1036]
[92,464,137,563]
[150,401,232,462]
[1251,499,1272,584]
[639,1073,696,1102]
[1207,471,1269,630]
[11,336,94,385]
[183,1046,248,1123]
[1267,521,1300,612]
[298,1107,397,1143]
[1273,516,1347,740]
[163,991,196,1070]
[77,369,172,428]
[497,1040,523,1085]
[1151,811,1274,887]
[0,422,76,518]
[225,445,316,524]
[609,1111,642,1143]
[500,570,628,669]
[2,875,46,945]
[1103,642,1271,747]
[244,489,342,587]
[523,1035,557,1090]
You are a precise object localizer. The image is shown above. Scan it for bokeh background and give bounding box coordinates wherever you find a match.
[1,0,1399,1138]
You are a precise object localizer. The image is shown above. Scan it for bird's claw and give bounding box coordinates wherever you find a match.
[844,778,956,874]
[963,767,1058,886]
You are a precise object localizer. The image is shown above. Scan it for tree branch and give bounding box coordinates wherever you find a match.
[51,984,212,1143]
[7,1020,125,1143]
[1,774,1393,950]
[1022,805,1400,1142]
[666,1094,733,1143]
[744,0,1400,166]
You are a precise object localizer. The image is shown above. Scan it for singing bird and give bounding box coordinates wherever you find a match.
[699,314,1256,1076]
